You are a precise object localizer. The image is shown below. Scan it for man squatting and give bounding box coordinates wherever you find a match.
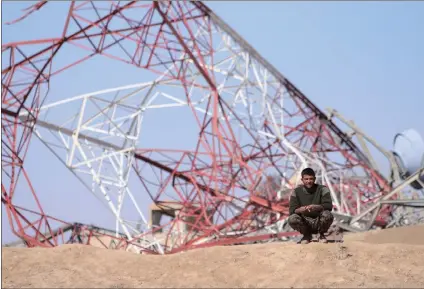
[288,168,334,244]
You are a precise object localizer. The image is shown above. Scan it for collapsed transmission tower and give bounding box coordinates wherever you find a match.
[2,1,423,254]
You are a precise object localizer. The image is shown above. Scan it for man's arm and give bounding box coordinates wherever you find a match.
[320,186,333,211]
[289,190,300,215]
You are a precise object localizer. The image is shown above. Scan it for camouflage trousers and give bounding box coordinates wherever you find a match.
[288,210,334,236]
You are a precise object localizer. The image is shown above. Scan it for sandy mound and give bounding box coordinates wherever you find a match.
[3,225,424,288]
[343,224,424,245]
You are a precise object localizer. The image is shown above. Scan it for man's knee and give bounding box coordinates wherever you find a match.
[320,210,334,223]
[288,214,303,227]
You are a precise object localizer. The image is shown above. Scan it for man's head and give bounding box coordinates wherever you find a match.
[301,168,316,188]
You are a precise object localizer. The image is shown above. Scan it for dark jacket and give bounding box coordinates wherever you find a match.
[289,184,333,217]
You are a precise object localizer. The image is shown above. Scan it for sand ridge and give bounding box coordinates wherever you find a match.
[2,224,424,288]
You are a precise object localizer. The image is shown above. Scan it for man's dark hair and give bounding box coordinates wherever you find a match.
[301,167,315,177]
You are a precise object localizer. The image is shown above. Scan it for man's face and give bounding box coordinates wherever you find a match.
[301,174,315,188]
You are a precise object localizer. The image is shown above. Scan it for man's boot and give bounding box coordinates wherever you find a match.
[318,233,328,243]
[300,233,312,244]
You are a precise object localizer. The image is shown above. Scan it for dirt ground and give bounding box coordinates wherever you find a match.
[2,224,424,288]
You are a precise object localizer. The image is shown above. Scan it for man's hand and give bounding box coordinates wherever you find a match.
[294,206,307,214]
[307,204,324,212]
[295,205,324,215]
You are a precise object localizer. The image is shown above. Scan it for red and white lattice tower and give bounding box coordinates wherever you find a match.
[2,1,423,254]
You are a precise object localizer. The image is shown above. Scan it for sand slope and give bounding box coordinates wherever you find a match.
[2,224,424,288]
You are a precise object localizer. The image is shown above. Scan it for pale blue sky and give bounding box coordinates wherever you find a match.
[2,1,423,244]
